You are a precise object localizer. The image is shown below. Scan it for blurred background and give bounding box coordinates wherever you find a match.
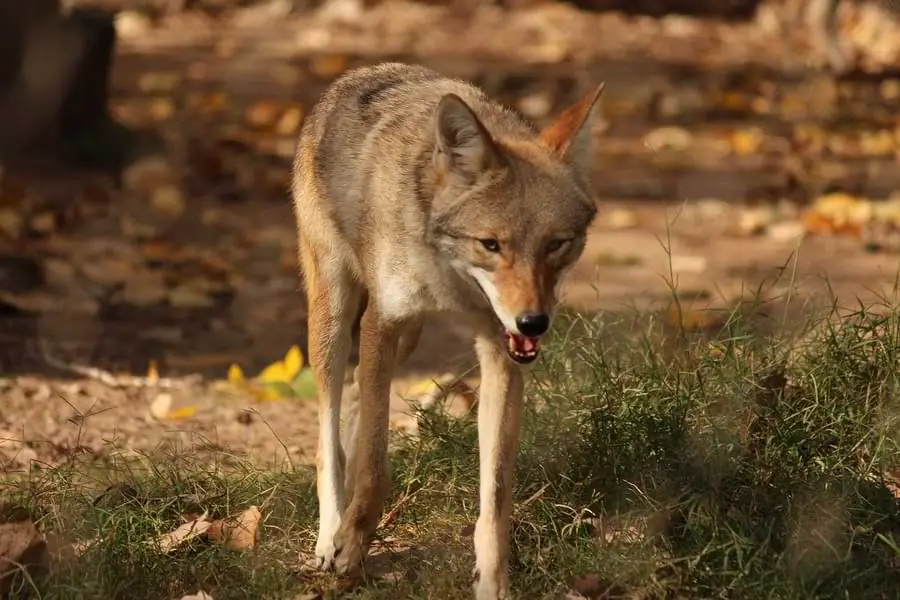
[3,0,900,465]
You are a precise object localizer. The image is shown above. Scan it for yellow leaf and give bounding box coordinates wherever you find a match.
[730,127,764,156]
[257,360,289,383]
[253,386,283,402]
[166,406,197,420]
[257,345,304,384]
[227,363,246,386]
[282,345,304,380]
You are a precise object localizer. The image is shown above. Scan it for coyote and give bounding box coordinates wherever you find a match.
[292,62,603,599]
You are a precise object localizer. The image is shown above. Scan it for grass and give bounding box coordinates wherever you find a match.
[3,297,900,599]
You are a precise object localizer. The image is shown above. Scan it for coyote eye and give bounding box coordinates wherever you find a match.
[546,239,570,254]
[479,238,501,253]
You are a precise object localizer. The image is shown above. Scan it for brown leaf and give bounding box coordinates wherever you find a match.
[206,506,260,551]
[122,155,178,195]
[276,107,304,135]
[150,185,187,219]
[0,520,48,596]
[245,101,282,130]
[0,207,23,239]
[148,512,212,554]
[310,55,349,79]
[569,573,628,599]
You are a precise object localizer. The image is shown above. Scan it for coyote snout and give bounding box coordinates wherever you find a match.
[468,260,561,364]
[293,62,603,600]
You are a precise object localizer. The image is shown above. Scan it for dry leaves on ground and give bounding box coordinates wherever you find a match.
[150,506,261,554]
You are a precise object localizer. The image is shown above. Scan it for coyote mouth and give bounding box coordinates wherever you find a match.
[504,331,540,364]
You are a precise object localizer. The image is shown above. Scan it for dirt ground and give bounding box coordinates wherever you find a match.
[3,0,900,471]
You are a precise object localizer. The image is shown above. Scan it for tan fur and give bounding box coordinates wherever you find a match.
[292,62,603,599]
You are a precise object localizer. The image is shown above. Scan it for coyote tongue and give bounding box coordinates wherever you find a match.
[504,331,540,364]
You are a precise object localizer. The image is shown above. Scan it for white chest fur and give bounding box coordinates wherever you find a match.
[372,240,470,323]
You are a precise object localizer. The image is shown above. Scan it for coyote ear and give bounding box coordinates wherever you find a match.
[434,94,501,181]
[539,83,605,168]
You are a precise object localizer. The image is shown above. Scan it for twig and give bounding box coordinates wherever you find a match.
[35,339,198,390]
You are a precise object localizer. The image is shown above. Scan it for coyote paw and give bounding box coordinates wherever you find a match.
[314,533,338,571]
[472,566,510,600]
[313,511,343,571]
[332,522,367,577]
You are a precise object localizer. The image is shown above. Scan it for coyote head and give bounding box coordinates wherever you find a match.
[427,85,603,364]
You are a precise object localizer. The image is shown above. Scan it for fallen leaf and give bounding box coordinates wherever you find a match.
[245,101,282,129]
[604,209,638,230]
[0,208,23,239]
[670,255,707,274]
[206,506,261,551]
[215,37,238,59]
[151,185,187,219]
[149,393,173,420]
[138,71,182,93]
[114,11,152,38]
[667,305,722,332]
[737,206,775,236]
[168,284,215,309]
[258,345,304,384]
[122,155,176,194]
[730,127,765,156]
[275,107,304,135]
[0,519,48,596]
[166,406,198,420]
[227,364,245,386]
[291,368,318,399]
[517,92,554,119]
[570,573,629,599]
[767,220,806,241]
[147,360,159,383]
[148,513,212,553]
[801,192,871,237]
[310,54,349,78]
[283,345,304,378]
[79,256,137,288]
[150,98,176,122]
[28,211,56,235]
[643,126,693,152]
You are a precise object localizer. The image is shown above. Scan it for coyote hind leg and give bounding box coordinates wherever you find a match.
[342,316,423,502]
[301,238,362,571]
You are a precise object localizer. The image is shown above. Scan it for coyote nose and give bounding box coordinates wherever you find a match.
[515,312,550,338]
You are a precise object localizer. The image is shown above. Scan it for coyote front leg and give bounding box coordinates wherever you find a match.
[472,335,525,600]
[332,306,402,576]
[302,242,362,571]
